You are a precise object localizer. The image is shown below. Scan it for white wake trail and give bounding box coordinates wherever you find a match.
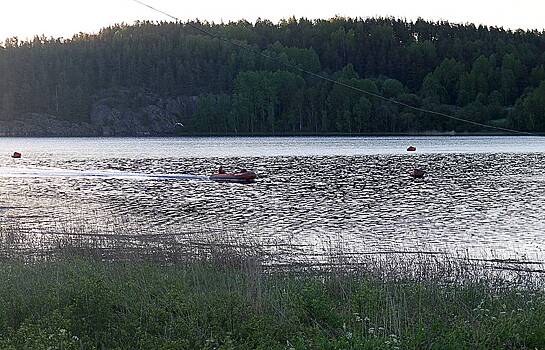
[0,166,210,181]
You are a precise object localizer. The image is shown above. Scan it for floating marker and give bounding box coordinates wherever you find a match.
[411,168,425,178]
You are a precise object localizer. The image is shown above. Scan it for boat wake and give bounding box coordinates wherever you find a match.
[0,166,210,181]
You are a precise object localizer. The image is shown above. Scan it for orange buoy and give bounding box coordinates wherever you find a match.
[407,146,416,152]
[11,152,22,159]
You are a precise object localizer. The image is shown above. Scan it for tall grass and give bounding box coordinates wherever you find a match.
[0,224,545,349]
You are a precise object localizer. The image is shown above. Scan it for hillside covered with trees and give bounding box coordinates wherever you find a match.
[1,17,545,135]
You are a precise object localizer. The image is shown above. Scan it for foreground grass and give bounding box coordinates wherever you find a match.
[0,257,545,350]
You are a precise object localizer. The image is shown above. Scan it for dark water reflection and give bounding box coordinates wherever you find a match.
[1,151,545,260]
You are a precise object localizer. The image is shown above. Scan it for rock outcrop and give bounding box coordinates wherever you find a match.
[89,90,198,136]
[0,89,198,137]
[0,113,97,137]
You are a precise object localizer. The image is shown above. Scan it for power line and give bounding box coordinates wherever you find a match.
[129,0,533,135]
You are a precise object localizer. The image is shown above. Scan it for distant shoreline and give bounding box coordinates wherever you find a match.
[0,132,540,138]
[175,131,539,137]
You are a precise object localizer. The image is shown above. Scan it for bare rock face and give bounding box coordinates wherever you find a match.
[0,113,97,137]
[89,91,196,136]
[0,89,198,137]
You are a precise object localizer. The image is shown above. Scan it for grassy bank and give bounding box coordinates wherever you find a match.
[1,254,545,350]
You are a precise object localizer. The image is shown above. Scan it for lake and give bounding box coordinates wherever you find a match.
[1,136,545,261]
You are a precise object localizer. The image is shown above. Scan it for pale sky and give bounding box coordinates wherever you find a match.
[1,0,544,41]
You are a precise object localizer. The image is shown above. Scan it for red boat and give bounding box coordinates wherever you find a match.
[209,170,257,183]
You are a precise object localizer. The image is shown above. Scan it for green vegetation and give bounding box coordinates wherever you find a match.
[1,18,545,134]
[1,226,545,348]
[0,255,544,349]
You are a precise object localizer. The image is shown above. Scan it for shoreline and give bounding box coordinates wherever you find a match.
[1,199,544,348]
[0,132,542,138]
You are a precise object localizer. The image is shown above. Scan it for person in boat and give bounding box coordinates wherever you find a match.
[218,166,226,174]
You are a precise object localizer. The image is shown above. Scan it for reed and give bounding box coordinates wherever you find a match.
[0,224,544,349]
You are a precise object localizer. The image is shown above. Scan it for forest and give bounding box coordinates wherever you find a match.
[1,17,545,135]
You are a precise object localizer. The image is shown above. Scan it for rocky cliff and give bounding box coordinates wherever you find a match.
[0,90,197,137]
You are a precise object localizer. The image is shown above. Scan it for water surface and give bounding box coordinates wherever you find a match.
[1,136,544,261]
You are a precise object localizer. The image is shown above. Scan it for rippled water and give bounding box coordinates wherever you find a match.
[1,136,545,260]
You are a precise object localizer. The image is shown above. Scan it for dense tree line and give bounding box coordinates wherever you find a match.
[1,17,545,134]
